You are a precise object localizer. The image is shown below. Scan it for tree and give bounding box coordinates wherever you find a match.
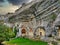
[0,24,15,44]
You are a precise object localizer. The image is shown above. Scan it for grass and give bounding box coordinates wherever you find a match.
[5,37,48,45]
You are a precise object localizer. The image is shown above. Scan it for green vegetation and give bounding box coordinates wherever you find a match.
[14,27,17,36]
[5,38,48,45]
[51,13,57,21]
[0,24,15,44]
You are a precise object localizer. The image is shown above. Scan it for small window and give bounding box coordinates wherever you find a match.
[40,32,42,36]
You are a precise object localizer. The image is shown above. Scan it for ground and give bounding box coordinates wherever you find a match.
[4,38,48,45]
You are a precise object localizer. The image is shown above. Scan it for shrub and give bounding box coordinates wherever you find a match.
[0,24,15,43]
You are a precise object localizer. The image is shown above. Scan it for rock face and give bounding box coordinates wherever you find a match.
[1,0,60,38]
[54,14,60,37]
[54,14,60,26]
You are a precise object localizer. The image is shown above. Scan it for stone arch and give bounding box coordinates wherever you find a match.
[21,27,27,37]
[21,25,28,37]
[21,28,26,34]
[34,26,46,38]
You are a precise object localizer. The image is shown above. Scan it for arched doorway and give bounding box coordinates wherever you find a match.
[22,29,26,34]
[21,29,26,37]
[35,27,45,38]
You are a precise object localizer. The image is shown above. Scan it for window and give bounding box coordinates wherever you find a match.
[40,32,42,36]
